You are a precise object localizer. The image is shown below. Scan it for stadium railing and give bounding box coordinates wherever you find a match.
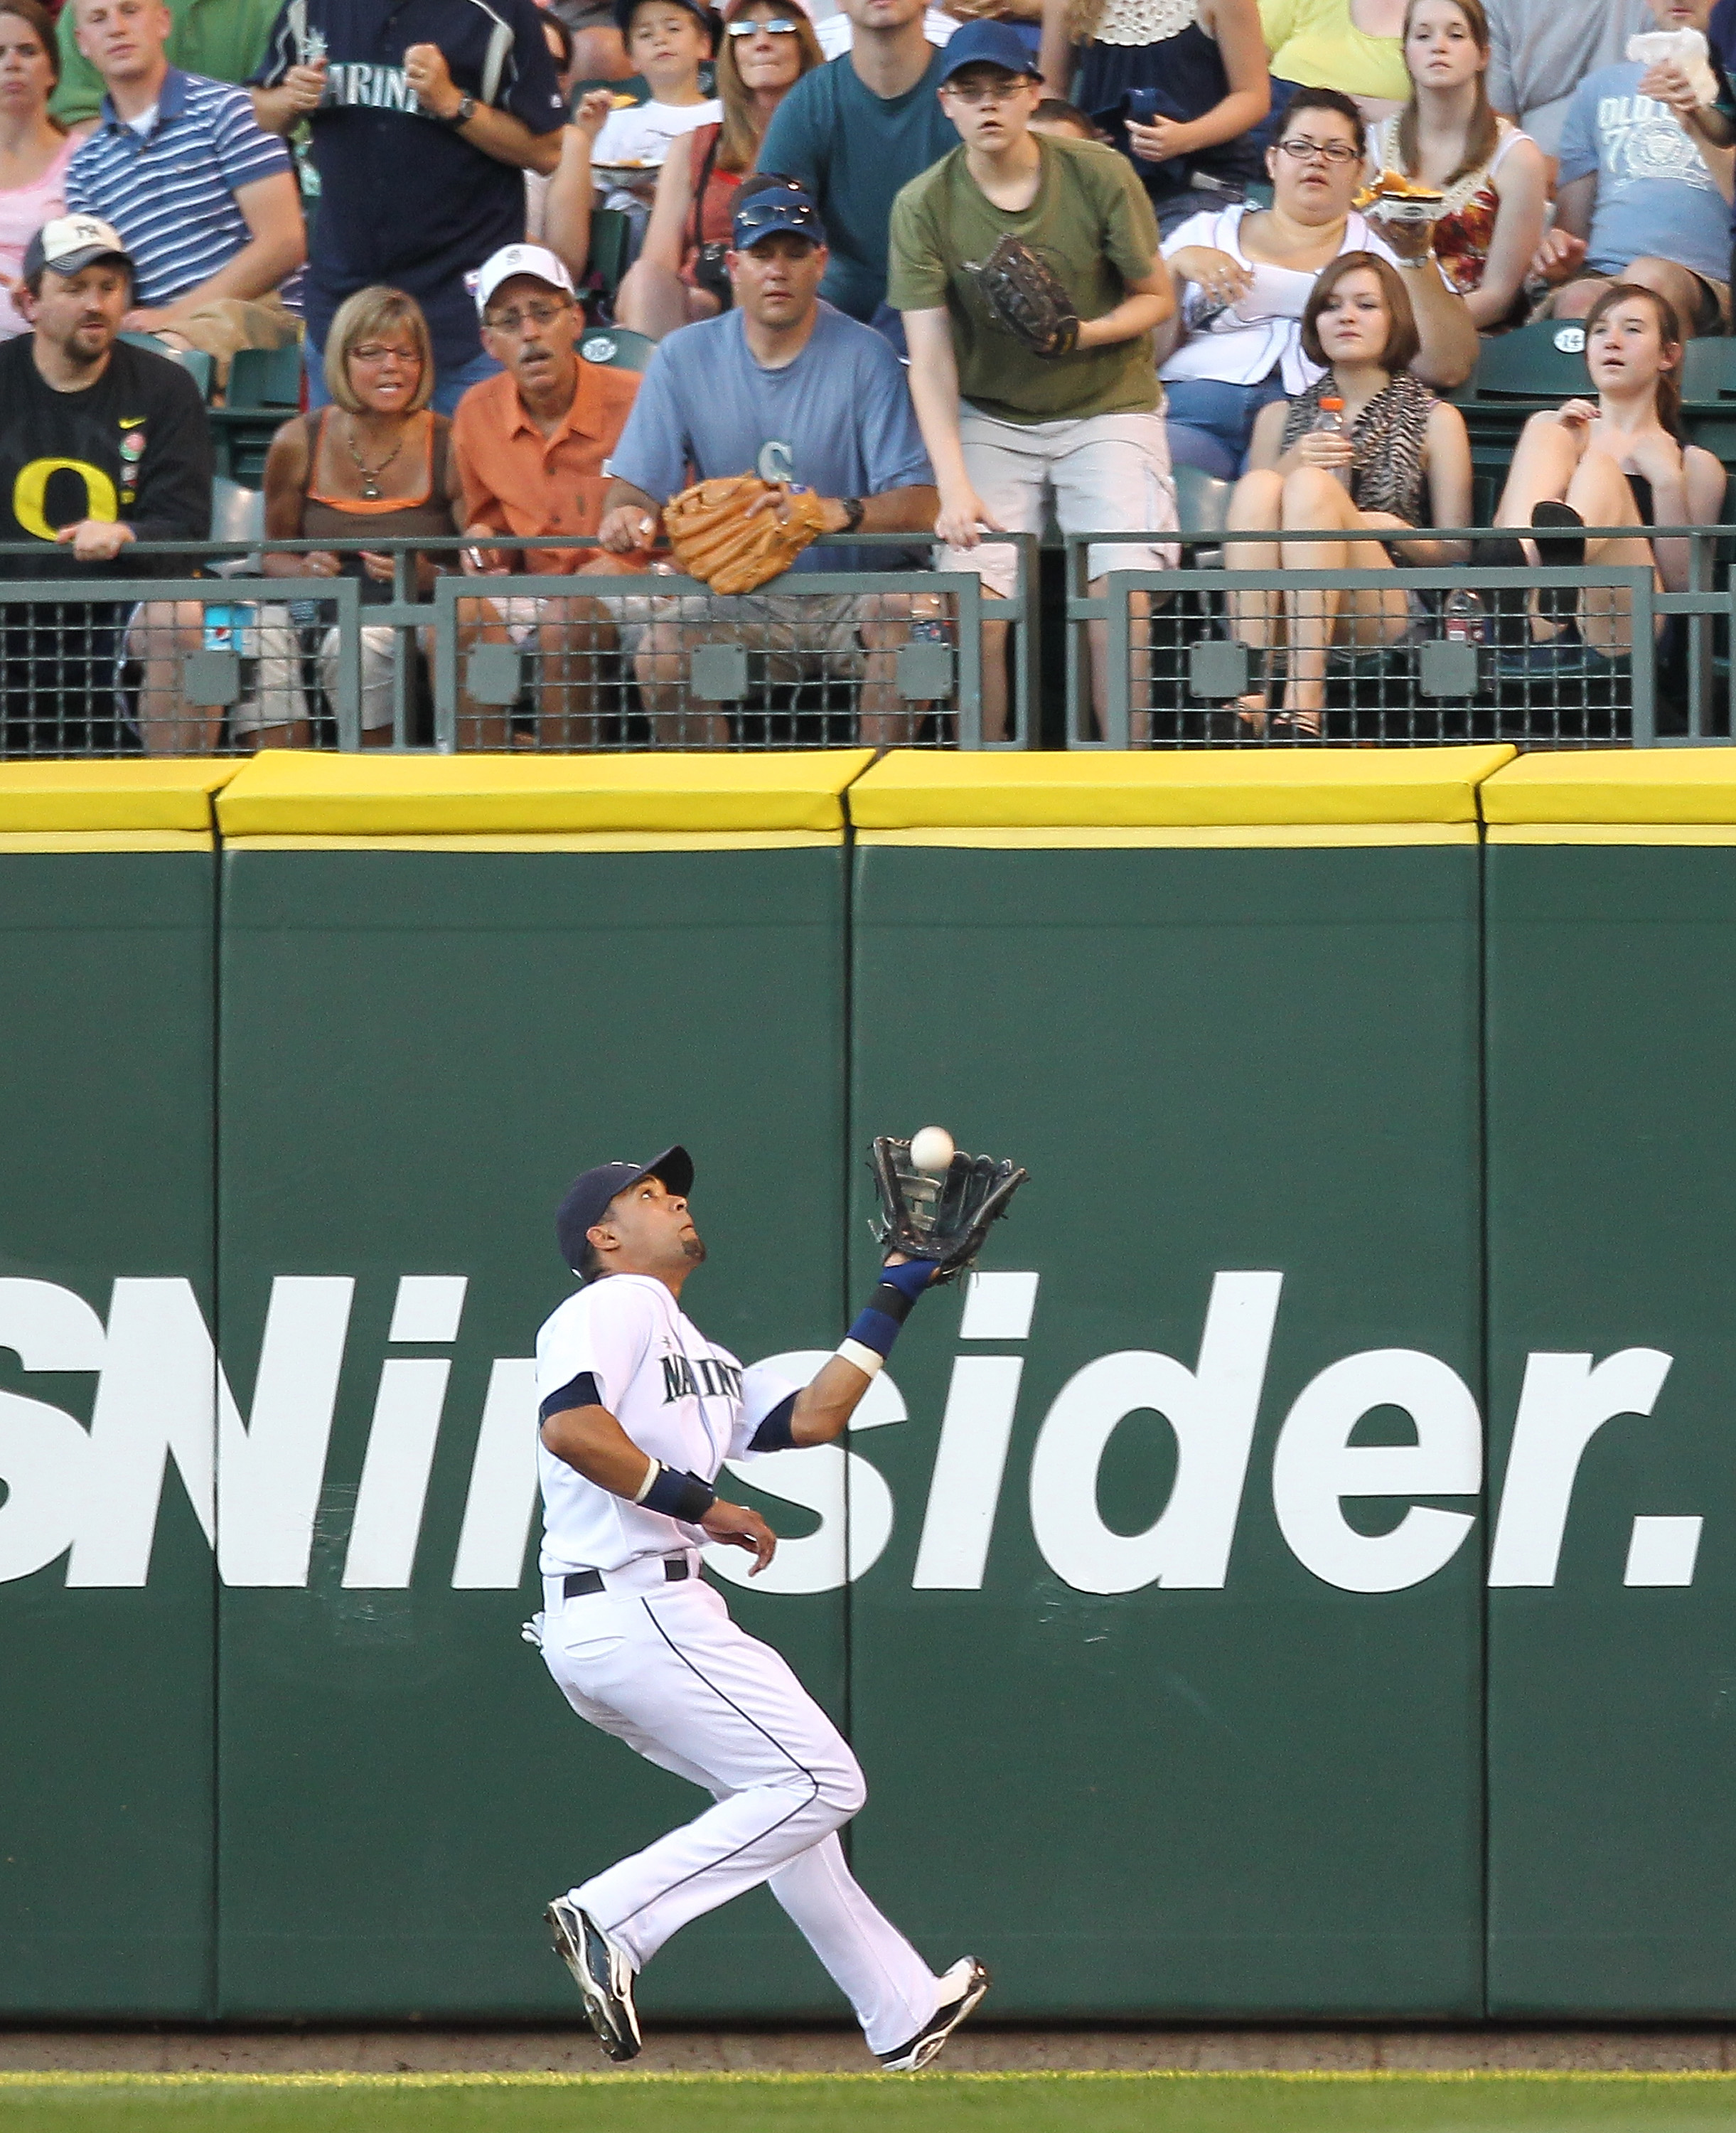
[1063,525,1732,749]
[0,531,1039,756]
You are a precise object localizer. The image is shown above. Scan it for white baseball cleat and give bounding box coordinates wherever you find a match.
[877,1957,991,2072]
[546,1896,642,2062]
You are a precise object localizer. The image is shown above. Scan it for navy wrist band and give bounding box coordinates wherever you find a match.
[845,1258,938,1360]
[879,1258,937,1305]
[643,1465,717,1522]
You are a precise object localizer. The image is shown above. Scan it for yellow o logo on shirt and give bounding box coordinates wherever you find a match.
[12,458,119,541]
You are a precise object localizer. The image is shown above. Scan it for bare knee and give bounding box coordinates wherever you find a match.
[1280,464,1347,520]
[1227,469,1282,527]
[1550,277,1612,321]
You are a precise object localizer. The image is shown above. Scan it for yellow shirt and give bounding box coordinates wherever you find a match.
[1260,0,1410,102]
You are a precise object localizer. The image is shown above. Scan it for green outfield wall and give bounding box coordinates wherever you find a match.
[3,747,1736,2025]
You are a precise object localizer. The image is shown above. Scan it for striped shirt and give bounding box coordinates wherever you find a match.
[65,67,302,312]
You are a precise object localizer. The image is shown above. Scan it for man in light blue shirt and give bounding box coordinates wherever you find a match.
[598,178,941,745]
[1531,0,1734,334]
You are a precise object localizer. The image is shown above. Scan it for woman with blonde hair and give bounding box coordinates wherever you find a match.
[256,285,506,748]
[614,0,823,337]
[1368,0,1545,330]
[1224,249,1471,731]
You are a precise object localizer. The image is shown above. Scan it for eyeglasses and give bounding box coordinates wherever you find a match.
[350,343,423,365]
[726,17,799,33]
[1274,136,1361,164]
[939,75,1034,105]
[483,300,569,334]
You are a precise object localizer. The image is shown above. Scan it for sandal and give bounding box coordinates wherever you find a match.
[1531,501,1586,617]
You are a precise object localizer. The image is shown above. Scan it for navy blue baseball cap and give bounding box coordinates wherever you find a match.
[612,0,722,45]
[936,18,1042,84]
[557,1145,695,1273]
[732,175,827,250]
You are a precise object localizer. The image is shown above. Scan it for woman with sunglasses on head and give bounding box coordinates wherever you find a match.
[616,0,823,336]
[1224,249,1470,732]
[1366,0,1544,331]
[1155,84,1475,478]
[257,285,508,747]
[1485,281,1725,666]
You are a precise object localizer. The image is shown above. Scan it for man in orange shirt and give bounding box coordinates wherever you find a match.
[453,243,652,744]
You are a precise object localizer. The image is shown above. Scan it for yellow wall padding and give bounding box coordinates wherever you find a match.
[216,749,876,838]
[0,760,239,833]
[1481,747,1736,827]
[847,747,1517,831]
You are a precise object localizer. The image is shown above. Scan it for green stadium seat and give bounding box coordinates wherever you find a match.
[1174,463,1231,540]
[586,206,633,301]
[210,340,304,485]
[226,342,302,412]
[578,324,656,370]
[119,332,215,400]
[1452,320,1592,407]
[208,477,265,577]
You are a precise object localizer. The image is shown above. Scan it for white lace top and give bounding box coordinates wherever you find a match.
[1092,0,1199,48]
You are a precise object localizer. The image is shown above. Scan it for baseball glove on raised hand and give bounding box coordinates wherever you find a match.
[870,1135,1029,1284]
[964,235,1080,359]
[661,475,830,596]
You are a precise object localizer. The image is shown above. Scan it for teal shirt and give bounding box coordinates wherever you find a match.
[758,46,958,324]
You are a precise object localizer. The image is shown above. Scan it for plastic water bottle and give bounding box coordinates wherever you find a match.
[1314,395,1351,488]
[1443,587,1486,646]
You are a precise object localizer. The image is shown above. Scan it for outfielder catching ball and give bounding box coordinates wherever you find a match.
[530,1135,1024,2068]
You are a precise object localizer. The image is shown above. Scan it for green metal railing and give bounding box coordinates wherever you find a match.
[0,533,1038,757]
[1065,526,1732,749]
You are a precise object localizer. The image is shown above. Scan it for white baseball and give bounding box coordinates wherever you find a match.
[909,1126,955,1173]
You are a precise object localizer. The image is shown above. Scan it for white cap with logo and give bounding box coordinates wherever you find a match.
[22,214,135,284]
[473,243,576,316]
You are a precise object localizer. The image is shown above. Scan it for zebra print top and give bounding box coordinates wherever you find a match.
[1279,371,1437,526]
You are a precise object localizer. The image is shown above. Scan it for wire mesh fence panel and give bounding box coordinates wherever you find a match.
[434,571,979,752]
[432,541,1033,753]
[0,576,365,759]
[1064,530,1729,750]
[0,537,1033,757]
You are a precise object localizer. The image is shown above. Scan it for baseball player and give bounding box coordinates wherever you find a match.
[530,1143,989,2070]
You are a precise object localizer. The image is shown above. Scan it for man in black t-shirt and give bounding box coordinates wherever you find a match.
[251,0,568,412]
[1,216,213,754]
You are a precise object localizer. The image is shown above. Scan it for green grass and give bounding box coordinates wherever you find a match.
[2,2073,1736,2133]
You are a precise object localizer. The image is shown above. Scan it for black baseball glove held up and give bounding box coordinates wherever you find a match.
[963,235,1081,359]
[869,1135,1029,1284]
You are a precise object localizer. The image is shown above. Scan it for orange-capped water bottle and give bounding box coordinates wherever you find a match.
[1313,395,1351,489]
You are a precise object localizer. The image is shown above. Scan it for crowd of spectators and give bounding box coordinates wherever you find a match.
[0,0,1734,750]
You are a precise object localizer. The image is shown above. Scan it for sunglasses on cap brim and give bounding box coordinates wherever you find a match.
[733,198,823,240]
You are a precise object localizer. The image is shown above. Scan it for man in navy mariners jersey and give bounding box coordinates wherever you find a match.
[251,0,567,412]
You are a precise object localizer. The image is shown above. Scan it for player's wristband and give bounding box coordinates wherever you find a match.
[837,1257,937,1369]
[636,1459,717,1522]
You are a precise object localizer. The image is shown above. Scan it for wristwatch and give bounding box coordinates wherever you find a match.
[840,496,865,532]
[445,92,477,126]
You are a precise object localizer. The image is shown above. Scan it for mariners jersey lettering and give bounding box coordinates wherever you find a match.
[534,1274,795,1576]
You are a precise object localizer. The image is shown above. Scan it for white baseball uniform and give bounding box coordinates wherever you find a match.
[532,1273,946,2056]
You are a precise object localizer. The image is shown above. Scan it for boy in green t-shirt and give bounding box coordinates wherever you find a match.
[887,18,1177,735]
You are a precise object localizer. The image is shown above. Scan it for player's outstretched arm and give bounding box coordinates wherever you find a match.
[542,1401,776,1572]
[789,1255,935,1448]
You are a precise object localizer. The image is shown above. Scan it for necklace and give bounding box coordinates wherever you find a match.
[344,415,407,501]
